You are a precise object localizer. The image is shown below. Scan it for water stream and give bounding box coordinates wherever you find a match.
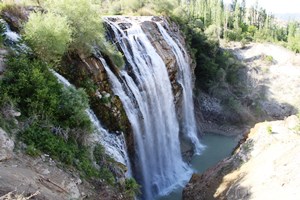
[159,133,238,200]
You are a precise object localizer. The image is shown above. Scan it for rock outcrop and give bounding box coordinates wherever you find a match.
[0,127,129,200]
[0,128,14,161]
[183,115,300,200]
[196,42,300,136]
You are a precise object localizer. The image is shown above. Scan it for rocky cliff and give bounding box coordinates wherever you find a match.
[195,42,300,136]
[0,127,128,200]
[183,115,300,200]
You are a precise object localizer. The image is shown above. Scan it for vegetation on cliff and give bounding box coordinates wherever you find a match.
[0,1,136,198]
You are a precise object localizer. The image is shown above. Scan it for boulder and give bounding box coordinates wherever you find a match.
[0,128,14,161]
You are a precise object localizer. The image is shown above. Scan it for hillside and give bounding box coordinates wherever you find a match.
[183,41,300,199]
[183,115,300,200]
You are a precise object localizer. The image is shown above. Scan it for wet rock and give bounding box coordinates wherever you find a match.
[0,5,29,32]
[118,23,132,30]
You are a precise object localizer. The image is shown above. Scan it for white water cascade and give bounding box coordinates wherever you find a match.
[103,17,198,199]
[155,22,204,154]
[51,70,131,171]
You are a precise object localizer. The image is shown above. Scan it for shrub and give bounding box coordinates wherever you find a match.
[1,55,92,141]
[262,54,274,64]
[224,28,242,41]
[58,87,91,132]
[45,0,105,55]
[21,125,99,178]
[267,125,272,134]
[25,144,41,157]
[99,167,115,185]
[151,0,177,15]
[24,12,72,63]
[205,24,221,39]
[125,178,141,198]
[99,41,125,69]
[2,55,62,117]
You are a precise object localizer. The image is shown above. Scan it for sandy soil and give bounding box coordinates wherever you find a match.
[215,116,300,200]
[232,42,300,118]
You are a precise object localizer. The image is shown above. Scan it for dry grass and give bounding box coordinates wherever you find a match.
[0,191,39,200]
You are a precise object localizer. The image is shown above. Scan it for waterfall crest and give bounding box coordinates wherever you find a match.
[103,17,199,199]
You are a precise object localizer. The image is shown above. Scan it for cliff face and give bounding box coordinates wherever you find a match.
[183,115,300,200]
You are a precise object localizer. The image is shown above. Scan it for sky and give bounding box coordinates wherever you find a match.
[223,0,300,14]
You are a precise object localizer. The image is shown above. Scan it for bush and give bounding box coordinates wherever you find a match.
[45,0,105,55]
[205,24,221,39]
[24,12,72,63]
[262,54,274,64]
[125,178,141,198]
[2,55,62,117]
[21,125,99,178]
[224,28,242,41]
[266,125,273,134]
[58,87,91,132]
[99,42,125,69]
[151,0,177,15]
[25,144,41,157]
[99,167,115,185]
[1,55,92,141]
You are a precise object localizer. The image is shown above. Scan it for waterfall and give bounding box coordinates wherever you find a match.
[155,22,204,154]
[51,70,131,172]
[0,19,29,52]
[103,17,195,199]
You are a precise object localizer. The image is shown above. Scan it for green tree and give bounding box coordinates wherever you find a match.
[24,12,72,62]
[45,0,105,55]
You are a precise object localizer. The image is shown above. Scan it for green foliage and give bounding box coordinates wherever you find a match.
[58,87,92,133]
[124,178,141,198]
[44,0,105,55]
[225,28,242,41]
[288,35,300,53]
[2,55,92,133]
[21,125,99,177]
[247,25,257,37]
[0,55,105,180]
[122,0,144,13]
[93,144,116,185]
[93,144,105,161]
[99,167,115,185]
[25,144,41,157]
[99,42,125,69]
[266,125,272,134]
[24,12,72,63]
[2,55,62,118]
[262,54,274,64]
[205,24,221,39]
[151,0,177,15]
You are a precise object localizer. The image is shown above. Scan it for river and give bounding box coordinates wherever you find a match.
[159,133,238,200]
